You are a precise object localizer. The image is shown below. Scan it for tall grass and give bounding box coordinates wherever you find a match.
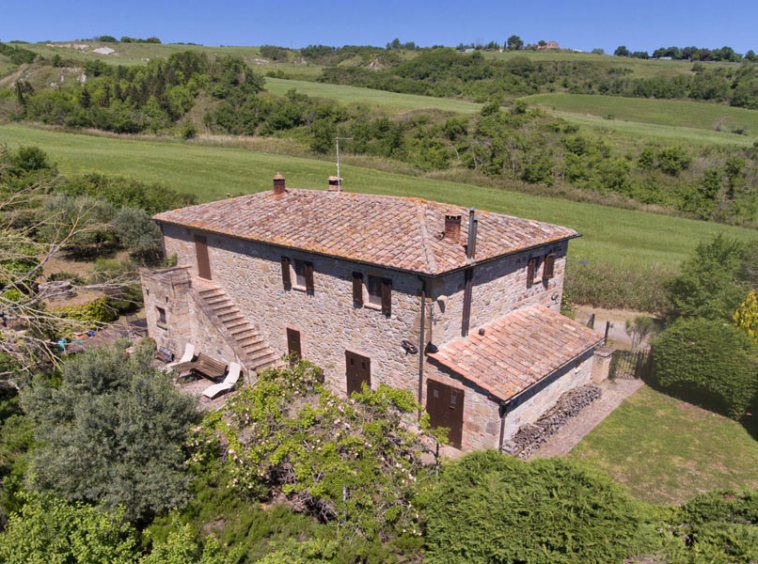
[565,259,673,313]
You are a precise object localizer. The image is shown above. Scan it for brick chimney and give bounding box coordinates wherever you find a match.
[444,215,462,243]
[327,176,342,192]
[273,173,285,197]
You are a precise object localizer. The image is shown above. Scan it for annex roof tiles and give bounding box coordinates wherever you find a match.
[427,305,602,401]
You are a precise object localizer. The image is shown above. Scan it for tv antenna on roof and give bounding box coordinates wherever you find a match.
[334,136,353,190]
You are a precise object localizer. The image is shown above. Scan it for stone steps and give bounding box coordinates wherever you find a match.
[192,280,278,375]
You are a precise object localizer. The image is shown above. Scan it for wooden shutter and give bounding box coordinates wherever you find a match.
[304,262,314,294]
[281,257,291,289]
[352,272,363,306]
[381,278,392,315]
[461,268,473,337]
[194,234,211,280]
[526,258,536,286]
[543,253,556,280]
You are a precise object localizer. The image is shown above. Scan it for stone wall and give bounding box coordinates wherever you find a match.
[428,240,568,345]
[141,266,245,371]
[160,224,426,395]
[503,349,594,441]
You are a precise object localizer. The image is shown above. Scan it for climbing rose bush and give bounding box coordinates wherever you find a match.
[191,360,445,541]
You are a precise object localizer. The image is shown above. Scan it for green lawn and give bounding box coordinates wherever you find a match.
[265,78,482,113]
[572,385,758,504]
[1,124,756,271]
[522,93,758,141]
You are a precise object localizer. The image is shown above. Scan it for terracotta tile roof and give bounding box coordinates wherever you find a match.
[154,189,579,276]
[427,305,602,401]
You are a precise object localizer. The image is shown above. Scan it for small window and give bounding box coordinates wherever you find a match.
[367,275,383,306]
[292,259,314,294]
[293,260,307,288]
[156,307,167,327]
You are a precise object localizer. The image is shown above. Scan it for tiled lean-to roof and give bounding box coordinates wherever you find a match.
[153,188,579,276]
[427,305,602,401]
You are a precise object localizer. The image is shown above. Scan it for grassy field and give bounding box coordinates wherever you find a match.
[265,78,482,113]
[522,93,758,135]
[21,42,324,79]
[1,124,756,271]
[572,385,758,504]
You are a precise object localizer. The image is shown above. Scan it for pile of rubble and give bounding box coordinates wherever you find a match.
[507,384,602,459]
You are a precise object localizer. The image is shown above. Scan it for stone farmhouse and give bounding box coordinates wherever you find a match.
[142,175,605,452]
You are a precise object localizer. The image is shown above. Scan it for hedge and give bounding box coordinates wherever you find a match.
[651,318,758,418]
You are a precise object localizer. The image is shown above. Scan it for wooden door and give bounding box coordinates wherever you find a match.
[345,351,371,396]
[194,234,211,280]
[287,328,301,362]
[426,380,464,449]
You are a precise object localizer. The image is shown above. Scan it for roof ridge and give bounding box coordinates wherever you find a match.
[416,201,438,275]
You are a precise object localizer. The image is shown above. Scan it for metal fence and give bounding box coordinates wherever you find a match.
[609,349,651,380]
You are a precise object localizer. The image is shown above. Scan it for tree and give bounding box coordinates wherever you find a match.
[734,290,758,346]
[111,206,162,260]
[664,235,752,321]
[20,341,200,523]
[0,148,136,384]
[591,48,605,55]
[746,49,758,62]
[507,35,523,51]
[614,45,630,57]
[0,495,138,564]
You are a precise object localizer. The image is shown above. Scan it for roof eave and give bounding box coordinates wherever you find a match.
[153,218,581,278]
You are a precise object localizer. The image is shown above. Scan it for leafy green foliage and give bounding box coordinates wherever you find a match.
[21,341,200,523]
[195,361,439,544]
[651,318,758,418]
[0,387,34,525]
[664,235,755,321]
[142,521,239,564]
[61,172,194,214]
[0,495,138,564]
[423,450,650,563]
[112,206,162,259]
[52,295,118,327]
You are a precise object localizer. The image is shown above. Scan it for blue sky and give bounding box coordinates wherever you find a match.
[2,0,756,54]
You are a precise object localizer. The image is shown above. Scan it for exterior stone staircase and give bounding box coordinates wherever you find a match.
[190,280,278,374]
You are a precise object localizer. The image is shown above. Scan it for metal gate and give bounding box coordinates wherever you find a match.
[609,349,651,380]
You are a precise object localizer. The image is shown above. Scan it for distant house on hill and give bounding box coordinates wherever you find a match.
[537,41,559,51]
[142,175,608,453]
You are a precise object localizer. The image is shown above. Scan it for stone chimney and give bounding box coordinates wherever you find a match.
[273,173,285,197]
[327,176,342,192]
[444,214,462,243]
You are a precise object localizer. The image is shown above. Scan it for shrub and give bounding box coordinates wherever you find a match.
[423,450,649,564]
[651,318,758,418]
[196,361,440,543]
[20,341,200,522]
[52,295,118,327]
[734,290,758,346]
[10,145,51,174]
[0,495,137,564]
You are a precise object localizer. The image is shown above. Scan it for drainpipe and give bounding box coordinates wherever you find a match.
[498,401,509,453]
[417,279,427,421]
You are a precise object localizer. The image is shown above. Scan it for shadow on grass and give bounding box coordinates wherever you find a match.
[642,375,758,444]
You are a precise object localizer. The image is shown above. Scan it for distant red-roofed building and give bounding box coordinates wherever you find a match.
[142,175,604,453]
[537,41,559,50]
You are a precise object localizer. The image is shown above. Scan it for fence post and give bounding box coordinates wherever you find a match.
[604,321,611,344]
